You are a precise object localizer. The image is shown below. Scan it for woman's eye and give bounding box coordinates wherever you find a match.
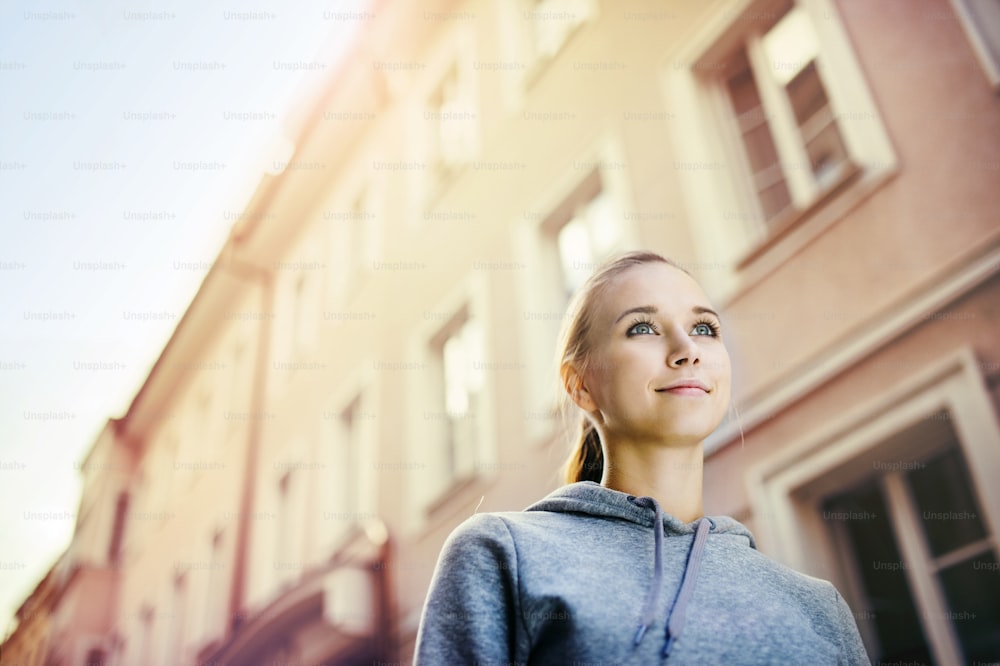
[692,323,715,336]
[628,322,656,336]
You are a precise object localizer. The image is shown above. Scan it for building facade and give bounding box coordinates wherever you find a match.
[4,0,999,663]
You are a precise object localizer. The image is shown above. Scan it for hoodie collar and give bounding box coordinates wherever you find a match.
[525,481,757,659]
[524,481,756,547]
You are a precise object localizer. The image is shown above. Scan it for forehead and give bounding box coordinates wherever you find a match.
[595,262,710,324]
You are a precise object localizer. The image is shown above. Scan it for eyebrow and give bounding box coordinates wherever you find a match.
[613,304,720,325]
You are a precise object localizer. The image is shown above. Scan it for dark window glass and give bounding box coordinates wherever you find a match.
[908,446,987,558]
[824,481,932,663]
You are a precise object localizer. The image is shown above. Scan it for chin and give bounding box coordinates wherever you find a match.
[653,407,722,432]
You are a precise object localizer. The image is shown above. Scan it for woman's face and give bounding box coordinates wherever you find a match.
[579,262,731,447]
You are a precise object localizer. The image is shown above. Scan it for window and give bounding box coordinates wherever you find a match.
[274,471,295,585]
[521,0,596,72]
[950,0,1000,89]
[167,572,188,665]
[405,274,496,529]
[318,374,378,555]
[429,305,485,494]
[338,395,363,522]
[748,349,1000,666]
[190,386,214,477]
[515,155,634,445]
[147,434,177,522]
[321,393,367,548]
[721,2,852,228]
[824,428,1000,663]
[227,341,245,441]
[540,168,624,307]
[329,183,376,302]
[665,0,895,298]
[107,491,128,565]
[406,26,479,221]
[421,58,478,207]
[138,605,154,666]
[292,272,308,353]
[202,529,226,643]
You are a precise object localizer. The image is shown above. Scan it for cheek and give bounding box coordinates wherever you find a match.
[584,348,637,407]
[711,346,732,399]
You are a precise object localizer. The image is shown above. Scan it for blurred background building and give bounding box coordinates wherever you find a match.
[3,0,999,663]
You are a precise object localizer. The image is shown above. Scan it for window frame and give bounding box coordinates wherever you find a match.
[513,132,639,446]
[511,0,598,88]
[746,346,1000,663]
[405,24,481,224]
[661,0,898,303]
[322,154,385,310]
[317,365,378,557]
[403,271,497,535]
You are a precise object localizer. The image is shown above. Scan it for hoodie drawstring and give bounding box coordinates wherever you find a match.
[629,496,713,659]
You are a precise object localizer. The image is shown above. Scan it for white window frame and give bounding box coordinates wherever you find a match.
[513,132,639,446]
[314,364,379,559]
[137,604,155,666]
[277,228,325,368]
[199,528,227,647]
[186,383,213,485]
[403,271,497,535]
[226,335,247,445]
[509,0,598,88]
[405,24,480,225]
[322,153,385,311]
[949,0,1000,90]
[746,346,1000,665]
[167,571,188,666]
[662,0,898,303]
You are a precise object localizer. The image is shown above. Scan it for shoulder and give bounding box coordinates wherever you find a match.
[739,548,842,611]
[440,509,586,559]
[441,512,514,549]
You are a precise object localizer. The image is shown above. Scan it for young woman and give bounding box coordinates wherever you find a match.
[414,250,871,664]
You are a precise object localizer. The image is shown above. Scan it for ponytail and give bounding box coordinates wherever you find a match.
[564,417,603,484]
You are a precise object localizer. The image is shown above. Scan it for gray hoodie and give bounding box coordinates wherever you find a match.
[414,480,871,665]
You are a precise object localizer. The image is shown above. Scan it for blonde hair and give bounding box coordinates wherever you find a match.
[556,251,688,484]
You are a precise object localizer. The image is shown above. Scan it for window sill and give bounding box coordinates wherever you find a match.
[720,160,899,307]
[735,161,862,270]
[522,14,592,92]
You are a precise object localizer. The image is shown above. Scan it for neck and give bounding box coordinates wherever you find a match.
[599,437,705,523]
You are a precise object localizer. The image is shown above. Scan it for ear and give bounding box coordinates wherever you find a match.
[561,361,598,413]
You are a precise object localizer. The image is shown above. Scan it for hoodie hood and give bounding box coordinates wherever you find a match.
[524,480,756,546]
[525,481,757,659]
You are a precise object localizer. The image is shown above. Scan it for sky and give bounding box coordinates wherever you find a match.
[0,0,367,635]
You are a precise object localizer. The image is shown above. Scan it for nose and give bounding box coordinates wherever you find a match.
[665,326,700,367]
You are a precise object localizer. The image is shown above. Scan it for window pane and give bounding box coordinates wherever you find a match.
[805,122,849,189]
[585,191,620,257]
[725,50,791,223]
[726,59,762,116]
[937,551,1000,661]
[743,123,782,173]
[557,217,593,298]
[823,481,932,664]
[443,335,469,417]
[762,5,820,86]
[785,60,827,127]
[341,397,360,516]
[907,445,987,558]
[462,318,485,393]
[758,180,793,221]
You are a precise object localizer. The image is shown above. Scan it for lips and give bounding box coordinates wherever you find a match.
[655,379,710,394]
